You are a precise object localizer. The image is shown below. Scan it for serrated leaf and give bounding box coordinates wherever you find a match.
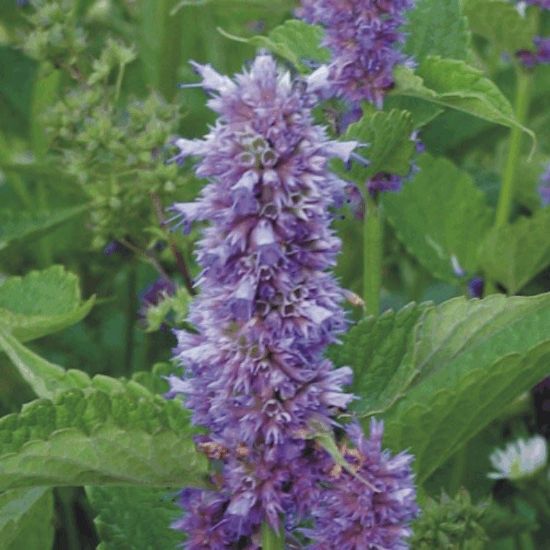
[404,0,471,60]
[383,154,493,282]
[479,208,550,294]
[463,0,536,53]
[381,293,550,483]
[132,363,176,395]
[0,327,92,400]
[0,205,88,251]
[0,266,95,342]
[0,488,54,550]
[384,96,443,128]
[328,303,430,416]
[219,20,330,72]
[86,486,181,550]
[337,109,415,182]
[393,56,535,143]
[0,387,208,491]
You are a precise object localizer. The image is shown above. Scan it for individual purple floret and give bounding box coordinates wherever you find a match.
[468,277,485,299]
[518,37,550,68]
[298,0,415,107]
[306,420,418,550]
[168,53,417,548]
[538,163,550,206]
[367,172,403,196]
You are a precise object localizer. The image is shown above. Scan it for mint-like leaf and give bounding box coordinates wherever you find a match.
[383,154,493,283]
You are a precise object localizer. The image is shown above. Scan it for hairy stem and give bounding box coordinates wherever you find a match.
[124,264,137,375]
[495,68,532,228]
[151,192,196,295]
[363,194,383,315]
[485,67,532,297]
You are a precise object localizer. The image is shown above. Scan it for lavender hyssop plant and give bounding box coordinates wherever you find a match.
[167,54,417,548]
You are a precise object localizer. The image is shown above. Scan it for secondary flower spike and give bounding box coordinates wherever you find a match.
[298,0,415,107]
[168,53,417,548]
[306,420,418,549]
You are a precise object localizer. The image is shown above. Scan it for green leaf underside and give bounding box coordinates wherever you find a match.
[0,327,93,400]
[0,488,54,550]
[0,205,88,251]
[393,56,535,144]
[0,386,208,491]
[337,109,415,182]
[86,486,181,550]
[404,0,471,61]
[218,20,330,72]
[0,266,95,342]
[463,0,537,53]
[479,208,550,294]
[378,293,550,483]
[328,303,430,416]
[383,154,493,282]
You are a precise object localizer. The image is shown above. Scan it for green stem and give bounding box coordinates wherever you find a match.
[115,63,126,101]
[124,265,137,375]
[495,68,532,228]
[261,521,285,550]
[56,488,80,550]
[363,194,383,315]
[485,67,532,297]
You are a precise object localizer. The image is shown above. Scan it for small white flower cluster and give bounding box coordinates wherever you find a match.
[488,435,548,481]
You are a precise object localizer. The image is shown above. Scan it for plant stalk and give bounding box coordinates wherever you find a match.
[363,194,383,315]
[495,68,532,229]
[485,67,532,297]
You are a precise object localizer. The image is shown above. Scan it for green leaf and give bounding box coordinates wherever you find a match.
[338,109,415,182]
[0,266,95,342]
[218,20,330,72]
[384,96,443,129]
[383,154,493,283]
[0,387,208,491]
[0,205,88,252]
[0,488,54,550]
[131,362,180,396]
[481,502,539,540]
[393,56,535,143]
[404,0,471,60]
[479,208,550,294]
[381,292,550,483]
[462,0,537,53]
[261,521,285,550]
[328,303,430,416]
[86,486,181,550]
[0,327,92,400]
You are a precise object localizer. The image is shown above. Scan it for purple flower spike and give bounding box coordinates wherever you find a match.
[169,53,357,544]
[306,419,418,550]
[298,0,415,107]
[169,54,417,547]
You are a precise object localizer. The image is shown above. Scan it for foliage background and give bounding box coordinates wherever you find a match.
[0,0,549,548]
